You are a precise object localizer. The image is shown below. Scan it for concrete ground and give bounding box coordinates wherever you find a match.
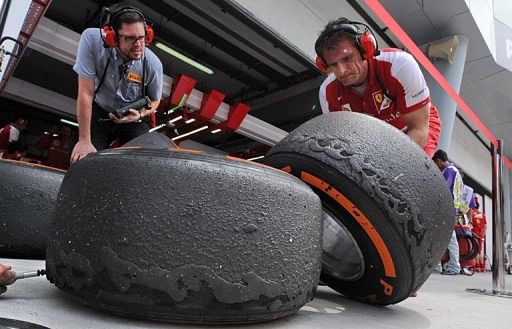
[1,258,511,329]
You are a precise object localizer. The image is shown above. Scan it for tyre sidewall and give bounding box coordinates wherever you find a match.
[265,153,412,303]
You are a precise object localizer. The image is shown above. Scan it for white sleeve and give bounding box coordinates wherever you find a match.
[389,52,429,108]
[319,87,329,114]
[73,28,99,80]
[9,127,19,142]
[319,73,335,114]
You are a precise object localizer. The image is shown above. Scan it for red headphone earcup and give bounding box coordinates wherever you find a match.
[315,56,329,75]
[359,33,377,59]
[102,26,117,48]
[144,25,154,45]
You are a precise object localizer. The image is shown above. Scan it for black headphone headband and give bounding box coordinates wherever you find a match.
[314,21,370,57]
[107,6,146,28]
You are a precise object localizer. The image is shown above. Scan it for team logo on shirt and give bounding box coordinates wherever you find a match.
[372,91,392,114]
[126,72,142,84]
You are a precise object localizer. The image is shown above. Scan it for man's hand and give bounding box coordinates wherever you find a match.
[0,264,15,295]
[71,140,97,163]
[109,109,141,124]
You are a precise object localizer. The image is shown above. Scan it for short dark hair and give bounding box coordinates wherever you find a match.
[315,17,363,62]
[108,4,146,33]
[432,149,448,162]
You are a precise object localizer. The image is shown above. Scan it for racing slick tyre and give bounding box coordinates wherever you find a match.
[264,112,454,305]
[46,147,323,323]
[121,131,178,149]
[0,159,65,259]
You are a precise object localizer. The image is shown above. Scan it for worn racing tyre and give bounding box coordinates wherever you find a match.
[0,159,65,259]
[46,147,323,323]
[264,112,454,305]
[121,131,178,149]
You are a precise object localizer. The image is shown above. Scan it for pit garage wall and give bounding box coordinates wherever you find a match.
[450,115,512,237]
[449,117,492,193]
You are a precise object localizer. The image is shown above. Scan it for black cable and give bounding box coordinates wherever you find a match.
[459,236,479,260]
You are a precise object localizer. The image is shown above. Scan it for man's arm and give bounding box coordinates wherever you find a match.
[70,76,96,163]
[386,51,432,148]
[401,103,430,147]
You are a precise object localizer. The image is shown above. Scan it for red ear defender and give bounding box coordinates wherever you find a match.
[358,33,377,60]
[315,56,329,75]
[102,25,117,48]
[101,6,154,47]
[144,24,154,45]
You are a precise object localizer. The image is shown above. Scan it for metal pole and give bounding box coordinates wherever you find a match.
[467,139,512,298]
[0,0,13,38]
[492,140,506,293]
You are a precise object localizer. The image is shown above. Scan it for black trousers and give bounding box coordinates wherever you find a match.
[90,102,150,151]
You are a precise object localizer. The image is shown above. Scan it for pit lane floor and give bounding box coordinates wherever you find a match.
[1,258,511,329]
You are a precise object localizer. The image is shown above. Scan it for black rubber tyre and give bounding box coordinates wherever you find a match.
[0,159,65,259]
[121,131,178,149]
[264,112,454,305]
[46,147,323,323]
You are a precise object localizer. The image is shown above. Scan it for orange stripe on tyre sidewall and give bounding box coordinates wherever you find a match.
[301,171,396,278]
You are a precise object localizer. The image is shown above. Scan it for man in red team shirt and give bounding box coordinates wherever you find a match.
[316,18,441,156]
[469,198,487,272]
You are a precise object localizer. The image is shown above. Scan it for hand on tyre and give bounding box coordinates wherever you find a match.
[0,264,15,295]
[71,140,97,163]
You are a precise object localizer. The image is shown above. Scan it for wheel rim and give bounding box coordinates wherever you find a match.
[321,209,365,281]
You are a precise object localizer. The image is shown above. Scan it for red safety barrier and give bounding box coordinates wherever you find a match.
[226,103,250,131]
[198,90,225,121]
[363,0,512,170]
[170,74,197,106]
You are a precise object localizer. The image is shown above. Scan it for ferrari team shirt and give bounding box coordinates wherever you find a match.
[319,48,441,156]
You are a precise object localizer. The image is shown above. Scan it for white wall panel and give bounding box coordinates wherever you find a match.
[449,115,492,191]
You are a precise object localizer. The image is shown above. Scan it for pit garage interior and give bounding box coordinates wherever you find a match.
[1,0,512,327]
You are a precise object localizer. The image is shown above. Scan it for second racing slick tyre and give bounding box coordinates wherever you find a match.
[264,112,454,305]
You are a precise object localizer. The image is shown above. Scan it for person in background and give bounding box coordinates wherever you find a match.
[35,125,60,155]
[458,169,477,225]
[0,118,27,158]
[47,125,74,169]
[432,149,468,275]
[470,197,487,272]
